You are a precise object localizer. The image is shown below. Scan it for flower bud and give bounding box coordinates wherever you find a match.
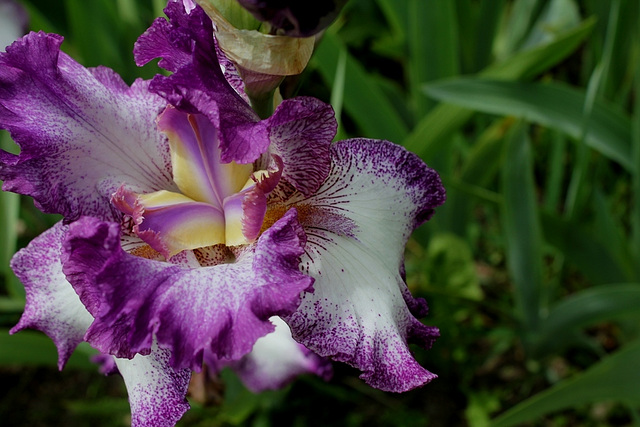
[237,0,348,37]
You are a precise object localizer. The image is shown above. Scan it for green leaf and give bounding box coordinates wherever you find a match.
[491,339,640,426]
[407,0,459,117]
[541,212,631,284]
[0,132,22,298]
[423,79,633,171]
[0,329,95,369]
[404,17,595,160]
[501,123,543,334]
[533,283,640,355]
[313,32,409,142]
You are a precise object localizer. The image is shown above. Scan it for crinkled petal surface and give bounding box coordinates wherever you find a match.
[283,139,445,392]
[266,97,335,196]
[115,344,191,427]
[61,210,313,371]
[136,1,269,165]
[0,32,174,220]
[225,316,332,392]
[9,222,94,370]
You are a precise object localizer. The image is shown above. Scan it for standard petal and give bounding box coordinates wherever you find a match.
[282,139,445,392]
[61,209,313,372]
[134,0,213,73]
[158,106,253,205]
[266,97,335,196]
[223,316,332,392]
[9,222,94,370]
[0,32,174,221]
[138,1,269,164]
[115,344,191,427]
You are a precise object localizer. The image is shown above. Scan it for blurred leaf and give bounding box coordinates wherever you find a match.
[423,79,633,171]
[473,0,506,70]
[407,0,459,117]
[0,329,95,369]
[542,130,567,212]
[314,32,409,142]
[518,0,581,52]
[0,132,22,298]
[424,233,482,301]
[493,0,545,59]
[446,118,510,236]
[329,47,347,140]
[533,283,640,355]
[591,189,635,280]
[405,17,595,160]
[501,123,543,334]
[541,212,631,284]
[64,0,124,70]
[66,397,130,419]
[491,339,640,426]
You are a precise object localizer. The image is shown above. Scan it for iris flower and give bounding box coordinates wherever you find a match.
[0,1,444,426]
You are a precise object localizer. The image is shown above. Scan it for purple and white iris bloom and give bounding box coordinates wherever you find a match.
[0,2,444,427]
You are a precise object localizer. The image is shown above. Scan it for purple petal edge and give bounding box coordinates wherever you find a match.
[61,209,313,371]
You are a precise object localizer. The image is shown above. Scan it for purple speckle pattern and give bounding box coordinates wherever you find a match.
[0,32,174,221]
[61,210,314,371]
[266,97,336,196]
[283,139,445,392]
[115,344,191,427]
[9,222,94,370]
[135,0,269,165]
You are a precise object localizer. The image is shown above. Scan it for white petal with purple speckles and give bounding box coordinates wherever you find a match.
[226,316,332,392]
[0,32,174,220]
[282,139,445,392]
[9,222,93,369]
[115,344,191,427]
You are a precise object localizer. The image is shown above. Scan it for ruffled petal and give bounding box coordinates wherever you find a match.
[0,32,174,221]
[282,139,445,392]
[266,97,335,196]
[137,1,269,165]
[61,209,313,371]
[150,60,267,165]
[9,222,94,370]
[115,344,191,427]
[135,1,248,102]
[221,316,332,392]
[134,0,212,73]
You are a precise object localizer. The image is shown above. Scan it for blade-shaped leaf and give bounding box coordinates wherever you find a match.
[423,79,633,171]
[533,283,640,355]
[404,18,595,160]
[491,339,640,427]
[314,32,409,142]
[407,0,459,117]
[502,123,543,334]
[541,212,631,284]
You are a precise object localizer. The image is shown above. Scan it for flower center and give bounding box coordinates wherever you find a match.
[112,106,278,259]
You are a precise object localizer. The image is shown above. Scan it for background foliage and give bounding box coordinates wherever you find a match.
[1,0,639,426]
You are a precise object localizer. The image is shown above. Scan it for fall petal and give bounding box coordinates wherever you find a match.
[61,210,313,371]
[0,32,174,221]
[9,222,93,369]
